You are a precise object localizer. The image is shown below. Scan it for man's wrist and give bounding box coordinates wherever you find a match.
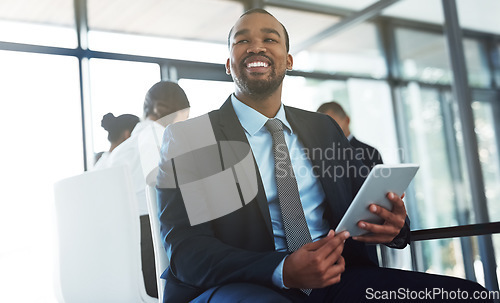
[272,256,289,289]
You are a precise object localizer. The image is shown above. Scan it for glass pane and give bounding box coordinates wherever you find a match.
[385,0,500,35]
[496,44,500,86]
[0,0,77,48]
[87,32,229,65]
[0,51,83,302]
[427,238,467,278]
[413,235,493,289]
[457,0,500,35]
[282,76,348,112]
[383,0,444,25]
[494,234,500,289]
[88,59,160,158]
[471,101,500,222]
[395,28,452,84]
[178,79,234,118]
[399,83,474,229]
[289,0,378,10]
[87,0,242,63]
[464,39,491,88]
[294,23,387,78]
[264,6,341,54]
[345,79,399,163]
[282,77,399,163]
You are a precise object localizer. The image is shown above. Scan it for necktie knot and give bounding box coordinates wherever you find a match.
[265,119,283,134]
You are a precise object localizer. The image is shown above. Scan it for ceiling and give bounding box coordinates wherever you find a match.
[0,0,498,62]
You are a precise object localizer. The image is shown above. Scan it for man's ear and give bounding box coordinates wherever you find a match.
[225,58,231,75]
[286,54,293,71]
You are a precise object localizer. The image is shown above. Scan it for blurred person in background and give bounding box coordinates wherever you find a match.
[93,113,140,169]
[317,101,383,170]
[104,81,190,298]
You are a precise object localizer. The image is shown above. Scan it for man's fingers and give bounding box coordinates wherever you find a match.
[323,239,345,266]
[314,231,349,259]
[358,220,402,235]
[387,192,406,213]
[367,204,405,228]
[302,230,335,250]
[322,256,345,286]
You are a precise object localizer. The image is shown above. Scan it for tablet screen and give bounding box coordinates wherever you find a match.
[335,164,419,237]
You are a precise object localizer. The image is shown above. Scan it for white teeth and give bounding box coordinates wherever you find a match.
[247,61,268,68]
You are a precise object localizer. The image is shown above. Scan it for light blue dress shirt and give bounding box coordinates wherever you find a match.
[231,95,329,288]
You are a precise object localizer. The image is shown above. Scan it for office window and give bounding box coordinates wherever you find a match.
[471,101,500,222]
[496,44,500,86]
[86,0,242,64]
[0,50,82,302]
[463,38,491,88]
[0,0,77,48]
[395,28,452,84]
[290,0,378,10]
[399,83,474,229]
[88,59,160,159]
[282,77,399,163]
[495,234,500,289]
[178,79,234,118]
[294,23,386,78]
[267,6,384,77]
[345,79,399,163]
[282,76,348,112]
[264,6,341,56]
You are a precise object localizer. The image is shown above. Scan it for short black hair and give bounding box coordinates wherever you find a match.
[227,8,290,53]
[317,101,348,118]
[143,81,190,118]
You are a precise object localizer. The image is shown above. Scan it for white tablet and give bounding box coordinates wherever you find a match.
[335,164,419,237]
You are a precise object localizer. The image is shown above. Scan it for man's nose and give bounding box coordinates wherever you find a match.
[246,43,266,54]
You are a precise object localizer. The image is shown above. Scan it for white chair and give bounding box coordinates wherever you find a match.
[53,166,157,303]
[145,166,170,302]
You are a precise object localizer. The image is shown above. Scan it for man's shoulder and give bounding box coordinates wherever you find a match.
[284,105,333,124]
[350,137,378,152]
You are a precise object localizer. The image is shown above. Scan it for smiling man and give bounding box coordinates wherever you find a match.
[156,9,489,303]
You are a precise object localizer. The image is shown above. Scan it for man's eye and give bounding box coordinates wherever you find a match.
[236,40,248,44]
[265,38,277,42]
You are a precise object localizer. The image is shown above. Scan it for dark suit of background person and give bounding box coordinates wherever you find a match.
[156,9,489,303]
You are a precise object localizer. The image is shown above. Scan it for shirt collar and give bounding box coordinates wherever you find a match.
[231,94,293,136]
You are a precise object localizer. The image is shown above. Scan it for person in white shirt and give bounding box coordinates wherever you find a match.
[103,81,190,298]
[94,113,140,169]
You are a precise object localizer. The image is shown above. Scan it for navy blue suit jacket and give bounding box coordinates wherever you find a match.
[156,98,410,302]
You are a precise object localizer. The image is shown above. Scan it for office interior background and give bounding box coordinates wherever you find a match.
[0,0,499,301]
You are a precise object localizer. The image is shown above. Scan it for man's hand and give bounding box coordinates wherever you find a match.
[352,192,406,244]
[283,230,349,289]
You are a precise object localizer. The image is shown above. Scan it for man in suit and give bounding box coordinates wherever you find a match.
[317,101,383,170]
[156,8,489,303]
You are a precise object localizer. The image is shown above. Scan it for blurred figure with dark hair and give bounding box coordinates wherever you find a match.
[94,113,140,168]
[317,101,383,170]
[103,81,190,298]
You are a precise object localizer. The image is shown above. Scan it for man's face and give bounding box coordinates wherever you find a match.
[226,13,293,99]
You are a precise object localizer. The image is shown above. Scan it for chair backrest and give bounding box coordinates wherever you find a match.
[53,166,157,303]
[145,177,169,302]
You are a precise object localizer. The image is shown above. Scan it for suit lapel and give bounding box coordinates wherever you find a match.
[285,107,343,225]
[212,97,274,236]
